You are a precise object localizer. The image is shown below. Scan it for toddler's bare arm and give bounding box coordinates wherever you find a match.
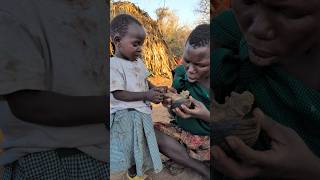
[5,90,106,126]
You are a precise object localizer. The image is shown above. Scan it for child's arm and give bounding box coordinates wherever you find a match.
[113,89,163,104]
[112,90,147,102]
[5,90,106,127]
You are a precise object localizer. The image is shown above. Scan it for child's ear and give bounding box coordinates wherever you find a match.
[113,35,121,46]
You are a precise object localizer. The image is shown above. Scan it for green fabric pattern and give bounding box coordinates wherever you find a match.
[172,65,211,136]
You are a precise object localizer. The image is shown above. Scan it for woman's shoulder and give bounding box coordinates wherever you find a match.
[212,45,258,103]
[212,9,242,52]
[172,65,187,90]
[173,64,185,74]
[212,48,241,86]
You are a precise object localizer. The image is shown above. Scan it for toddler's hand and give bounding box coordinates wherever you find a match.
[153,86,168,94]
[145,88,164,104]
[162,87,177,108]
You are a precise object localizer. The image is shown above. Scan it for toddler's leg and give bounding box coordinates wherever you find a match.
[128,165,136,177]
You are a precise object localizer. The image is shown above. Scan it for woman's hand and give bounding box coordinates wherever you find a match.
[173,96,210,122]
[213,108,320,179]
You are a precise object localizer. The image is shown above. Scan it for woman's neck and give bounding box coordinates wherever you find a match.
[281,51,320,91]
[198,77,210,90]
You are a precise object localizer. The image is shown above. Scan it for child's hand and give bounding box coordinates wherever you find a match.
[162,87,177,108]
[167,87,177,94]
[153,86,168,93]
[145,88,164,104]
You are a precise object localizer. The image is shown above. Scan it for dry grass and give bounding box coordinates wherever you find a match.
[148,76,172,87]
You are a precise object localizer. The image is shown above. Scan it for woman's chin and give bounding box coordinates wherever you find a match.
[249,51,279,67]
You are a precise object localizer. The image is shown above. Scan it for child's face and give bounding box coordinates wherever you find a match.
[115,23,146,61]
[183,43,210,83]
[232,0,320,66]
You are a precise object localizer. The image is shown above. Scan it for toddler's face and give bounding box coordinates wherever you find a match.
[183,43,210,83]
[117,23,146,61]
[232,0,320,67]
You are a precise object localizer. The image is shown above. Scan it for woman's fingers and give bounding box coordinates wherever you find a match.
[213,145,261,178]
[173,107,190,118]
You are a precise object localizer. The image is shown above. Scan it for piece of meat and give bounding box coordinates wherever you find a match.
[165,90,192,109]
[212,91,261,156]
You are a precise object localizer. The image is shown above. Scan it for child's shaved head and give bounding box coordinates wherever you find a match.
[186,24,210,48]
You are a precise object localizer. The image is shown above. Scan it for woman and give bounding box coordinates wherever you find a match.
[212,0,320,179]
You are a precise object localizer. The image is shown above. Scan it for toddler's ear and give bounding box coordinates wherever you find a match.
[113,34,121,43]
